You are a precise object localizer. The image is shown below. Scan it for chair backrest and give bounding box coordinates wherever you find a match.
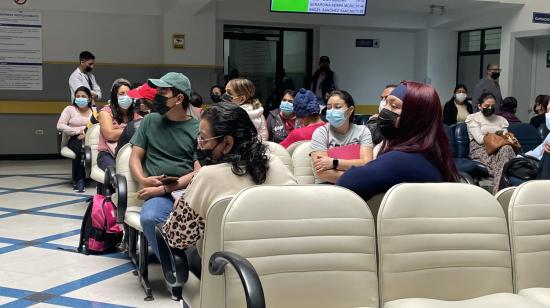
[193,196,234,308]
[354,114,371,125]
[265,141,293,174]
[59,132,76,159]
[291,142,315,184]
[454,123,470,159]
[115,143,142,194]
[508,123,543,153]
[378,183,513,303]
[60,131,70,149]
[508,180,550,292]
[446,124,457,157]
[208,185,377,308]
[286,140,307,157]
[495,187,516,221]
[85,124,101,169]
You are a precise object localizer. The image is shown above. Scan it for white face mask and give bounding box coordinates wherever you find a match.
[455,93,467,103]
[379,99,387,112]
[546,113,550,130]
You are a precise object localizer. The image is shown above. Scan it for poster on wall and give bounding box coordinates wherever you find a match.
[0,10,43,90]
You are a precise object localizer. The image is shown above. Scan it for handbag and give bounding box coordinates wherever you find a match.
[498,156,540,190]
[483,131,521,155]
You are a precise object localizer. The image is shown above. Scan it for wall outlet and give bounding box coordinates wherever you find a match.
[35,129,44,135]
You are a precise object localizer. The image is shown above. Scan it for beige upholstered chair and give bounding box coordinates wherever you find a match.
[286,140,307,156]
[183,185,378,308]
[495,187,516,221]
[377,183,546,308]
[266,141,293,173]
[83,124,105,185]
[291,142,315,184]
[509,180,550,306]
[59,132,76,159]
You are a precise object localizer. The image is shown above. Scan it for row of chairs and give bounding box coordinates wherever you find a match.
[168,181,550,308]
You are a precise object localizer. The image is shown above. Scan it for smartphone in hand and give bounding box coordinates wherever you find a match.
[160,175,179,184]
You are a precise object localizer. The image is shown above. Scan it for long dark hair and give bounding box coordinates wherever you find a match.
[380,81,459,182]
[72,86,93,109]
[202,103,269,184]
[110,80,135,124]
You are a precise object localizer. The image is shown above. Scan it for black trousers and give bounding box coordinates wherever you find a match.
[67,136,85,182]
[538,152,550,179]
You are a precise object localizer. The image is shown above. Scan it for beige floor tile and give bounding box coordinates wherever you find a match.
[0,176,68,190]
[47,234,80,247]
[39,202,87,216]
[0,192,84,210]
[0,295,18,305]
[0,214,81,241]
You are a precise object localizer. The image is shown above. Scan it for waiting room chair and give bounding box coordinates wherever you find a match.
[265,141,293,173]
[107,143,152,300]
[537,124,549,141]
[377,183,545,308]
[508,180,550,306]
[183,185,378,308]
[508,123,542,153]
[286,140,307,157]
[453,123,490,180]
[83,124,105,192]
[353,114,371,125]
[291,142,315,184]
[495,187,516,221]
[59,131,76,159]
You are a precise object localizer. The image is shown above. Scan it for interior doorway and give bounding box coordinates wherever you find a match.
[223,25,313,111]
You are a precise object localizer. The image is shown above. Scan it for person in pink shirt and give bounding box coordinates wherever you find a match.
[279,88,325,148]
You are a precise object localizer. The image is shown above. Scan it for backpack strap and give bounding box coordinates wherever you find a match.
[77,198,94,253]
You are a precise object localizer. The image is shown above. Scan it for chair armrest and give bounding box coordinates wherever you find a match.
[84,146,92,178]
[459,172,475,185]
[104,166,116,195]
[115,174,128,224]
[155,224,189,289]
[209,251,265,308]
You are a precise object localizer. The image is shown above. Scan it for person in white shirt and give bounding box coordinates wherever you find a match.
[68,51,102,102]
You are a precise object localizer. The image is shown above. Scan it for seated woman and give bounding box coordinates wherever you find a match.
[496,97,521,125]
[97,79,142,170]
[267,90,298,143]
[337,81,459,201]
[279,88,325,148]
[530,94,549,129]
[309,90,373,184]
[160,103,296,265]
[443,84,473,126]
[466,93,516,193]
[57,86,95,192]
[224,78,269,140]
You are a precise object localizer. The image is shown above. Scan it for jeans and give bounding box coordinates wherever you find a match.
[140,196,173,259]
[67,136,85,181]
[97,151,115,171]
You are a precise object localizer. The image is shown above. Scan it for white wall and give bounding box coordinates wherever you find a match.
[320,28,416,104]
[426,29,459,101]
[533,36,550,102]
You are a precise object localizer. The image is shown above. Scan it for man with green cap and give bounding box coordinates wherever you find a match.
[129,72,200,258]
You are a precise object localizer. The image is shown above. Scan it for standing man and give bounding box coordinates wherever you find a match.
[472,64,502,112]
[69,51,102,102]
[310,56,337,107]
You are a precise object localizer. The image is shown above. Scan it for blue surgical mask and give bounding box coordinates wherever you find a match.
[74,97,89,108]
[280,100,294,115]
[326,108,348,128]
[118,95,133,110]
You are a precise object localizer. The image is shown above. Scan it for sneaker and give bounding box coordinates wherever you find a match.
[76,179,85,193]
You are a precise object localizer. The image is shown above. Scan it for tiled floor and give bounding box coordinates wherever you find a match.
[0,160,180,307]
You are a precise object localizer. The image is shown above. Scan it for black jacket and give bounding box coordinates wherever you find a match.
[443,98,473,126]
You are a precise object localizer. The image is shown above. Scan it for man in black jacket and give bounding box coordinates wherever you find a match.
[310,56,336,107]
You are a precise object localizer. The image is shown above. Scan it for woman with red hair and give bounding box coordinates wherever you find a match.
[337,81,459,201]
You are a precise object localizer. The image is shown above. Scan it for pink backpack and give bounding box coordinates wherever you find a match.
[78,194,123,254]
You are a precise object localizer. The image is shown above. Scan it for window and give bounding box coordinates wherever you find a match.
[456,28,501,93]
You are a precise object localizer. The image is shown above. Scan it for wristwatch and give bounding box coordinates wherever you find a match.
[332,159,339,170]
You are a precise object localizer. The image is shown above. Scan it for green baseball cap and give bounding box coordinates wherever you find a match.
[148,72,191,97]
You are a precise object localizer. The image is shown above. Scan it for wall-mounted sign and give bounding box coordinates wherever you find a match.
[533,12,550,24]
[356,39,380,48]
[173,34,185,49]
[0,10,42,90]
[547,50,550,68]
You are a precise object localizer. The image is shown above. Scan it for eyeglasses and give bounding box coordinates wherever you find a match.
[197,135,223,148]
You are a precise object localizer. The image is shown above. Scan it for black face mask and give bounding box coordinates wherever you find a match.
[221,93,234,103]
[153,94,172,116]
[196,148,215,166]
[491,72,500,80]
[377,108,400,140]
[482,106,496,117]
[211,94,222,103]
[84,66,93,73]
